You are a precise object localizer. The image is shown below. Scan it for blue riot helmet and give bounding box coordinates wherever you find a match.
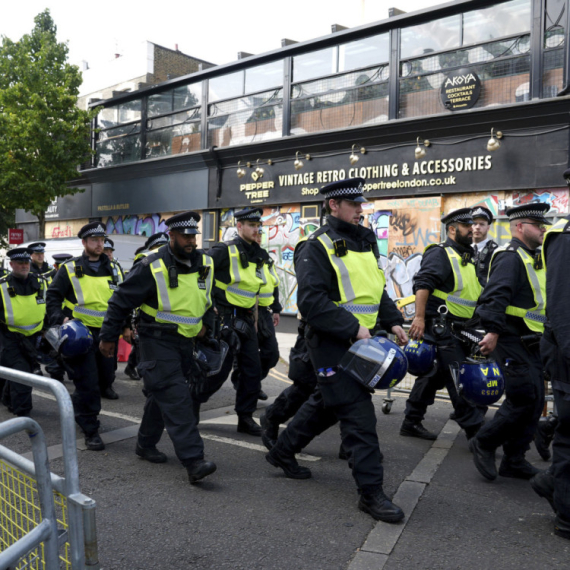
[404,338,437,376]
[338,336,408,390]
[46,320,93,358]
[194,339,230,377]
[451,356,505,407]
[35,336,55,365]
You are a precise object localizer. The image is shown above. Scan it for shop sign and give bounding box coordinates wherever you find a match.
[8,229,24,244]
[440,68,481,111]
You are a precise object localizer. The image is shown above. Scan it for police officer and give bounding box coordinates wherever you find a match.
[47,222,126,450]
[266,178,407,523]
[99,212,217,483]
[471,206,498,287]
[209,207,270,436]
[403,208,485,440]
[470,202,549,481]
[529,174,570,539]
[29,242,53,280]
[0,248,48,416]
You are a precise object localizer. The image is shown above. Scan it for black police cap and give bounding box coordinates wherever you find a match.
[28,242,47,253]
[104,238,115,250]
[506,202,552,225]
[441,208,474,225]
[471,206,494,224]
[165,211,201,234]
[78,222,107,239]
[145,232,170,250]
[52,253,73,263]
[319,177,367,203]
[234,208,263,222]
[7,248,32,261]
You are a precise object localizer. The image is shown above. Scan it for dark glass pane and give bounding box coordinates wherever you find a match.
[96,123,141,167]
[339,33,390,72]
[173,84,202,111]
[400,15,461,59]
[98,100,141,129]
[145,121,201,158]
[245,61,283,94]
[543,48,564,97]
[147,92,172,117]
[463,0,531,45]
[293,47,337,82]
[209,71,244,102]
[545,0,565,48]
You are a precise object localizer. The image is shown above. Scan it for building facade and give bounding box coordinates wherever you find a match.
[21,0,570,316]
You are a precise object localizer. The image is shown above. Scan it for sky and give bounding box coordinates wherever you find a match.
[1,0,446,69]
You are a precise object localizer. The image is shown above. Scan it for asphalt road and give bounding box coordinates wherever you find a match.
[1,354,568,569]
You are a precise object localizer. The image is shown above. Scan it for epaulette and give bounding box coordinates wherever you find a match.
[505,241,520,252]
[141,256,151,267]
[307,225,330,240]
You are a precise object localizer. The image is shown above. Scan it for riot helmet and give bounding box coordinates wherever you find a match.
[46,320,94,358]
[404,338,437,376]
[451,356,505,407]
[194,339,230,377]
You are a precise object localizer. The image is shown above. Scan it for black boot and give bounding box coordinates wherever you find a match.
[266,447,311,479]
[358,489,405,523]
[554,515,570,540]
[499,456,541,480]
[85,433,105,451]
[338,444,349,461]
[186,459,217,483]
[136,443,167,463]
[260,413,278,450]
[469,438,497,481]
[530,469,555,512]
[257,390,268,401]
[101,386,119,400]
[534,417,556,461]
[124,364,140,380]
[400,420,437,440]
[237,416,262,436]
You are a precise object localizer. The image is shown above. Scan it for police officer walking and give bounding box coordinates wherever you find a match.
[209,208,270,436]
[266,178,407,523]
[470,203,549,481]
[530,187,570,538]
[47,222,126,450]
[99,212,217,483]
[403,208,485,440]
[0,248,48,416]
[471,206,498,286]
[28,242,53,280]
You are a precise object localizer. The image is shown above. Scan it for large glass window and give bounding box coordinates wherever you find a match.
[463,0,531,45]
[96,123,141,167]
[400,15,461,59]
[97,100,141,129]
[148,83,202,117]
[209,71,244,102]
[293,48,337,82]
[339,33,390,72]
[208,89,283,148]
[145,108,202,158]
[543,0,566,97]
[245,61,284,94]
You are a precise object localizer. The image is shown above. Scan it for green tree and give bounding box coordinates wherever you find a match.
[0,9,97,238]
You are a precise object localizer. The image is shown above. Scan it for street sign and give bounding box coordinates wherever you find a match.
[8,229,24,245]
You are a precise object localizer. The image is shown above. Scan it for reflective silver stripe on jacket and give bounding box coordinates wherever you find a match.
[227,285,257,299]
[203,255,214,310]
[342,303,380,314]
[1,282,15,326]
[74,306,107,318]
[156,312,202,325]
[318,234,356,302]
[151,260,172,312]
[520,250,545,313]
[447,295,478,308]
[448,251,465,296]
[69,267,86,306]
[10,322,43,331]
[259,292,274,299]
[229,245,242,285]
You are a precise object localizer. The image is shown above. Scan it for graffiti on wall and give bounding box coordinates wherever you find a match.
[105,213,170,237]
[507,188,569,215]
[46,219,89,239]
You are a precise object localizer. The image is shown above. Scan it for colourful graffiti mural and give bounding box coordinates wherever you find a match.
[105,213,170,237]
[508,188,569,214]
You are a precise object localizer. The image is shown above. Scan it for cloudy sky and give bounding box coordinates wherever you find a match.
[1,0,446,68]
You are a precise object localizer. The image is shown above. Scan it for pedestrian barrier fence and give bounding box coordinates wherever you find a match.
[0,367,98,570]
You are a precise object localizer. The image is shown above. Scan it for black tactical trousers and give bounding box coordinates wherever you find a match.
[275,332,384,494]
[476,335,544,458]
[127,334,140,370]
[404,325,485,429]
[257,308,279,380]
[0,333,35,416]
[137,331,204,466]
[66,327,115,436]
[541,331,570,520]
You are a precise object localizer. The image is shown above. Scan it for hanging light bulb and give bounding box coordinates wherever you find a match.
[415,137,430,160]
[487,129,502,152]
[254,159,264,178]
[236,161,246,178]
[349,144,360,165]
[294,151,304,170]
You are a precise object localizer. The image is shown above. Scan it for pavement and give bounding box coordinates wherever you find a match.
[1,330,568,569]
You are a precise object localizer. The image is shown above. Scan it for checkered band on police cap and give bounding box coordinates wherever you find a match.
[235,210,262,221]
[508,208,548,220]
[104,240,114,250]
[167,218,198,230]
[146,233,169,249]
[7,249,31,260]
[28,242,46,253]
[79,223,107,238]
[472,207,491,222]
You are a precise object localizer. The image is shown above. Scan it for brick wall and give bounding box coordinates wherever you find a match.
[151,45,210,83]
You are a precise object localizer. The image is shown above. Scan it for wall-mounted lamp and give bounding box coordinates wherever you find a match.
[254,159,264,178]
[486,129,503,152]
[294,151,311,170]
[236,160,246,178]
[415,137,430,160]
[349,144,366,165]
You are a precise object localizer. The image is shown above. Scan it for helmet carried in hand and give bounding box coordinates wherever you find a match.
[452,357,505,406]
[194,339,229,377]
[339,336,408,390]
[46,320,94,358]
[404,339,437,376]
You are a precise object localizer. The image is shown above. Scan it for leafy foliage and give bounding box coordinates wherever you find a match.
[0,9,97,237]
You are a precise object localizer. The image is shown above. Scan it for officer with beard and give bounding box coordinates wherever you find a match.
[402,208,485,441]
[99,212,217,483]
[47,222,126,450]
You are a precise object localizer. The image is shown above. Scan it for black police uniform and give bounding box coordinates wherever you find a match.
[403,235,485,437]
[473,212,547,478]
[209,213,270,430]
[471,207,499,287]
[0,252,48,416]
[47,245,122,439]
[536,214,570,534]
[268,194,404,511]
[28,243,53,278]
[99,235,216,474]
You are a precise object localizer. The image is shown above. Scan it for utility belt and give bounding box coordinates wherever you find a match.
[137,319,181,339]
[520,333,542,352]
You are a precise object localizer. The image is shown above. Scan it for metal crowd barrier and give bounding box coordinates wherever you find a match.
[0,367,98,570]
